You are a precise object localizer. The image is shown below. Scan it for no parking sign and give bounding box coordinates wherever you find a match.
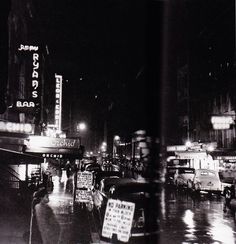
[102,199,135,242]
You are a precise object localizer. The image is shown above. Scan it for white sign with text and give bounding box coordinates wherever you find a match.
[77,171,93,189]
[102,199,135,243]
[75,189,93,203]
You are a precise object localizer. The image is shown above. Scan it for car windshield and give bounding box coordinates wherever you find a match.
[179,168,195,174]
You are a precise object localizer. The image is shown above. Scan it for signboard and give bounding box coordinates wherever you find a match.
[55,74,62,131]
[216,156,236,160]
[75,189,93,203]
[0,121,34,134]
[14,99,35,112]
[77,171,93,189]
[167,145,187,152]
[27,136,80,149]
[102,199,135,243]
[42,154,63,159]
[211,116,234,130]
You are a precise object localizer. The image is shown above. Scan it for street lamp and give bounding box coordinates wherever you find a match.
[185,140,192,148]
[77,122,87,132]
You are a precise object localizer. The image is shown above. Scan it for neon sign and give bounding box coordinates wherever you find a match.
[211,116,234,130]
[18,44,40,111]
[0,121,34,134]
[55,74,62,131]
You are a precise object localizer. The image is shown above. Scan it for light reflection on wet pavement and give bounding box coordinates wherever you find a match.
[159,187,236,244]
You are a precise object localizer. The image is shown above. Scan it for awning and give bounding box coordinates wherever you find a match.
[208,150,236,160]
[0,147,43,165]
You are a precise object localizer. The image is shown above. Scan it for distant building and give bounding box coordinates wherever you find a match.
[176,1,235,150]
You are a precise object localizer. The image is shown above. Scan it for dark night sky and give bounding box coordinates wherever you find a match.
[34,0,161,142]
[160,0,234,144]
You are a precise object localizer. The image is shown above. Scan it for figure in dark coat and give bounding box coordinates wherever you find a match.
[33,188,60,244]
[30,197,43,244]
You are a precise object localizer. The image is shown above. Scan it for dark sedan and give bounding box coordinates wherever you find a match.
[97,179,160,243]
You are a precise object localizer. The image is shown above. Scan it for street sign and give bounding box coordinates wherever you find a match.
[102,199,135,243]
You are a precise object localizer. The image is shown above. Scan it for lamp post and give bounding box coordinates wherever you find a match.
[113,135,120,159]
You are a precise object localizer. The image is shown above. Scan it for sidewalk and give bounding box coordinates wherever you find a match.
[0,170,100,244]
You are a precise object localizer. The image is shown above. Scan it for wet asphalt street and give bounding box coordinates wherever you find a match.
[159,186,236,244]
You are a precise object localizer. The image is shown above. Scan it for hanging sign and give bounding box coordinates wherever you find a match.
[102,199,135,243]
[77,171,93,189]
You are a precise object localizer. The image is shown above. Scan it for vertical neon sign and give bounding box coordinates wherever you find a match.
[55,74,62,132]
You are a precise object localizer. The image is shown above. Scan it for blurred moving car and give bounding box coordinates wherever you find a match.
[100,180,159,243]
[189,169,222,195]
[174,167,195,188]
[165,166,178,185]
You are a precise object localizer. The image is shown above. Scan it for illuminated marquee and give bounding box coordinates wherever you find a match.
[28,136,80,148]
[0,121,34,134]
[55,74,62,131]
[211,116,235,130]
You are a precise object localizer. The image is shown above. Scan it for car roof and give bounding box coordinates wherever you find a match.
[103,177,135,185]
[95,171,122,182]
[111,181,160,195]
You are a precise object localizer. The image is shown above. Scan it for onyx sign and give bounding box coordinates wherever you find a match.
[16,44,41,112]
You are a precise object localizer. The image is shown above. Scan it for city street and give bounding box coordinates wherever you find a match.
[159,186,236,244]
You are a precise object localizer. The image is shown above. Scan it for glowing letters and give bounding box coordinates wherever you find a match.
[16,101,35,108]
[18,44,38,51]
[0,121,34,134]
[55,74,62,131]
[211,116,234,130]
[18,44,40,102]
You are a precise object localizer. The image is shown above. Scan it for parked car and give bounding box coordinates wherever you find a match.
[174,167,195,188]
[84,163,102,172]
[189,169,222,195]
[100,180,159,243]
[94,171,123,189]
[92,178,137,235]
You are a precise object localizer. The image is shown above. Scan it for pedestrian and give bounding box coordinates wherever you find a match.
[32,187,61,244]
[28,190,43,244]
[65,160,72,178]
